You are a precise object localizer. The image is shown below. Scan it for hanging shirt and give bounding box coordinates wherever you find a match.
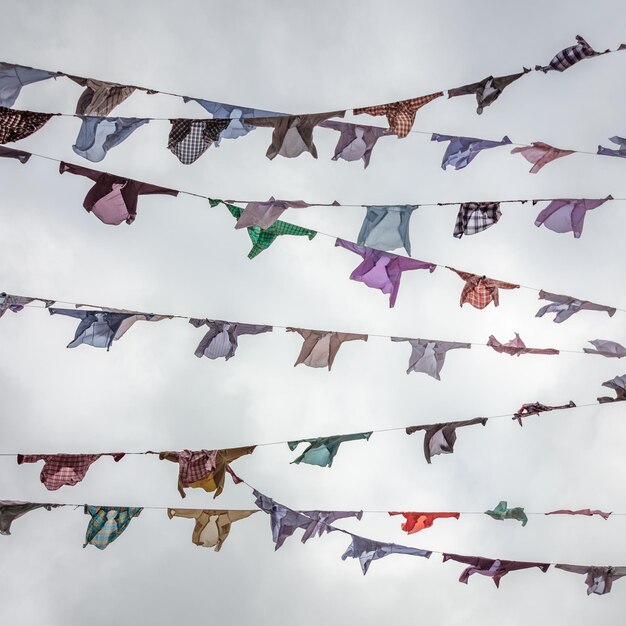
[189,319,272,361]
[335,238,436,308]
[555,565,626,595]
[583,340,626,358]
[535,35,607,73]
[431,133,511,170]
[341,534,432,575]
[48,308,171,350]
[513,400,576,426]
[390,337,471,380]
[287,432,372,467]
[389,511,460,534]
[234,196,314,230]
[320,120,393,168]
[597,136,626,158]
[484,501,528,526]
[72,116,149,162]
[546,509,611,520]
[0,63,56,107]
[487,333,559,357]
[597,375,626,403]
[443,553,550,587]
[449,268,519,309]
[17,453,125,490]
[406,418,488,463]
[453,202,501,238]
[167,509,257,551]
[0,106,55,143]
[83,506,142,550]
[59,162,179,225]
[286,328,368,371]
[0,501,60,535]
[247,111,344,159]
[220,201,317,259]
[447,69,530,114]
[158,447,255,498]
[535,290,616,323]
[68,76,136,116]
[534,196,613,238]
[167,118,230,164]
[0,145,31,163]
[510,142,575,173]
[353,92,443,138]
[357,205,418,255]
[0,293,53,317]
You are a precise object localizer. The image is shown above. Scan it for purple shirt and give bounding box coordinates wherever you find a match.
[534,196,613,238]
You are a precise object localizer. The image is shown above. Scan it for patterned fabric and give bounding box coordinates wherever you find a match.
[583,340,626,358]
[513,400,575,426]
[70,77,136,116]
[167,119,230,164]
[220,201,317,258]
[555,565,626,595]
[0,145,31,162]
[534,196,613,238]
[389,511,460,534]
[320,120,393,168]
[431,133,512,170]
[17,453,125,490]
[188,319,272,361]
[511,142,574,173]
[354,92,443,138]
[83,506,142,550]
[286,328,368,371]
[487,333,559,357]
[0,63,56,107]
[535,35,606,73]
[449,268,519,309]
[597,375,626,404]
[546,509,611,520]
[597,136,626,158]
[453,202,501,238]
[0,501,61,535]
[357,205,418,255]
[390,337,471,380]
[287,432,372,467]
[535,290,616,323]
[0,293,53,317]
[485,501,528,526]
[0,106,55,143]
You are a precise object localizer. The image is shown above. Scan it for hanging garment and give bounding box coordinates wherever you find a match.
[0,63,56,107]
[443,553,550,587]
[431,133,512,170]
[0,145,31,163]
[353,92,443,138]
[597,136,626,158]
[546,509,611,520]
[448,69,530,114]
[390,338,471,380]
[512,400,576,426]
[69,77,136,116]
[72,116,149,162]
[335,238,436,308]
[357,205,418,255]
[59,162,179,225]
[584,340,626,358]
[555,565,626,595]
[534,196,613,238]
[220,201,317,259]
[167,509,257,551]
[406,418,488,463]
[83,506,142,550]
[0,293,53,317]
[535,290,616,323]
[485,501,528,526]
[158,447,255,498]
[453,202,501,238]
[389,511,460,534]
[287,432,372,467]
[449,268,519,309]
[535,35,608,73]
[0,501,60,535]
[247,111,344,159]
[297,510,363,542]
[487,333,559,356]
[234,197,315,230]
[597,375,626,403]
[341,534,432,575]
[320,120,393,168]
[167,119,230,164]
[48,308,171,350]
[188,319,272,361]
[17,453,125,491]
[511,142,575,173]
[0,106,55,143]
[286,328,368,371]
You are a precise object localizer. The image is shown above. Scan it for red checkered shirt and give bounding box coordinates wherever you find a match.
[160,450,219,487]
[354,92,443,138]
[449,267,519,309]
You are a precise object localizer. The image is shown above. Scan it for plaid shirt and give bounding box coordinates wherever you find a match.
[536,35,604,73]
[168,119,230,164]
[354,92,443,138]
[83,505,142,550]
[217,200,317,258]
[449,267,519,309]
[0,107,55,143]
[17,453,125,491]
[453,203,501,238]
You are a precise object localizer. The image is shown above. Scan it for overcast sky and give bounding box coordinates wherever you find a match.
[1,1,626,624]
